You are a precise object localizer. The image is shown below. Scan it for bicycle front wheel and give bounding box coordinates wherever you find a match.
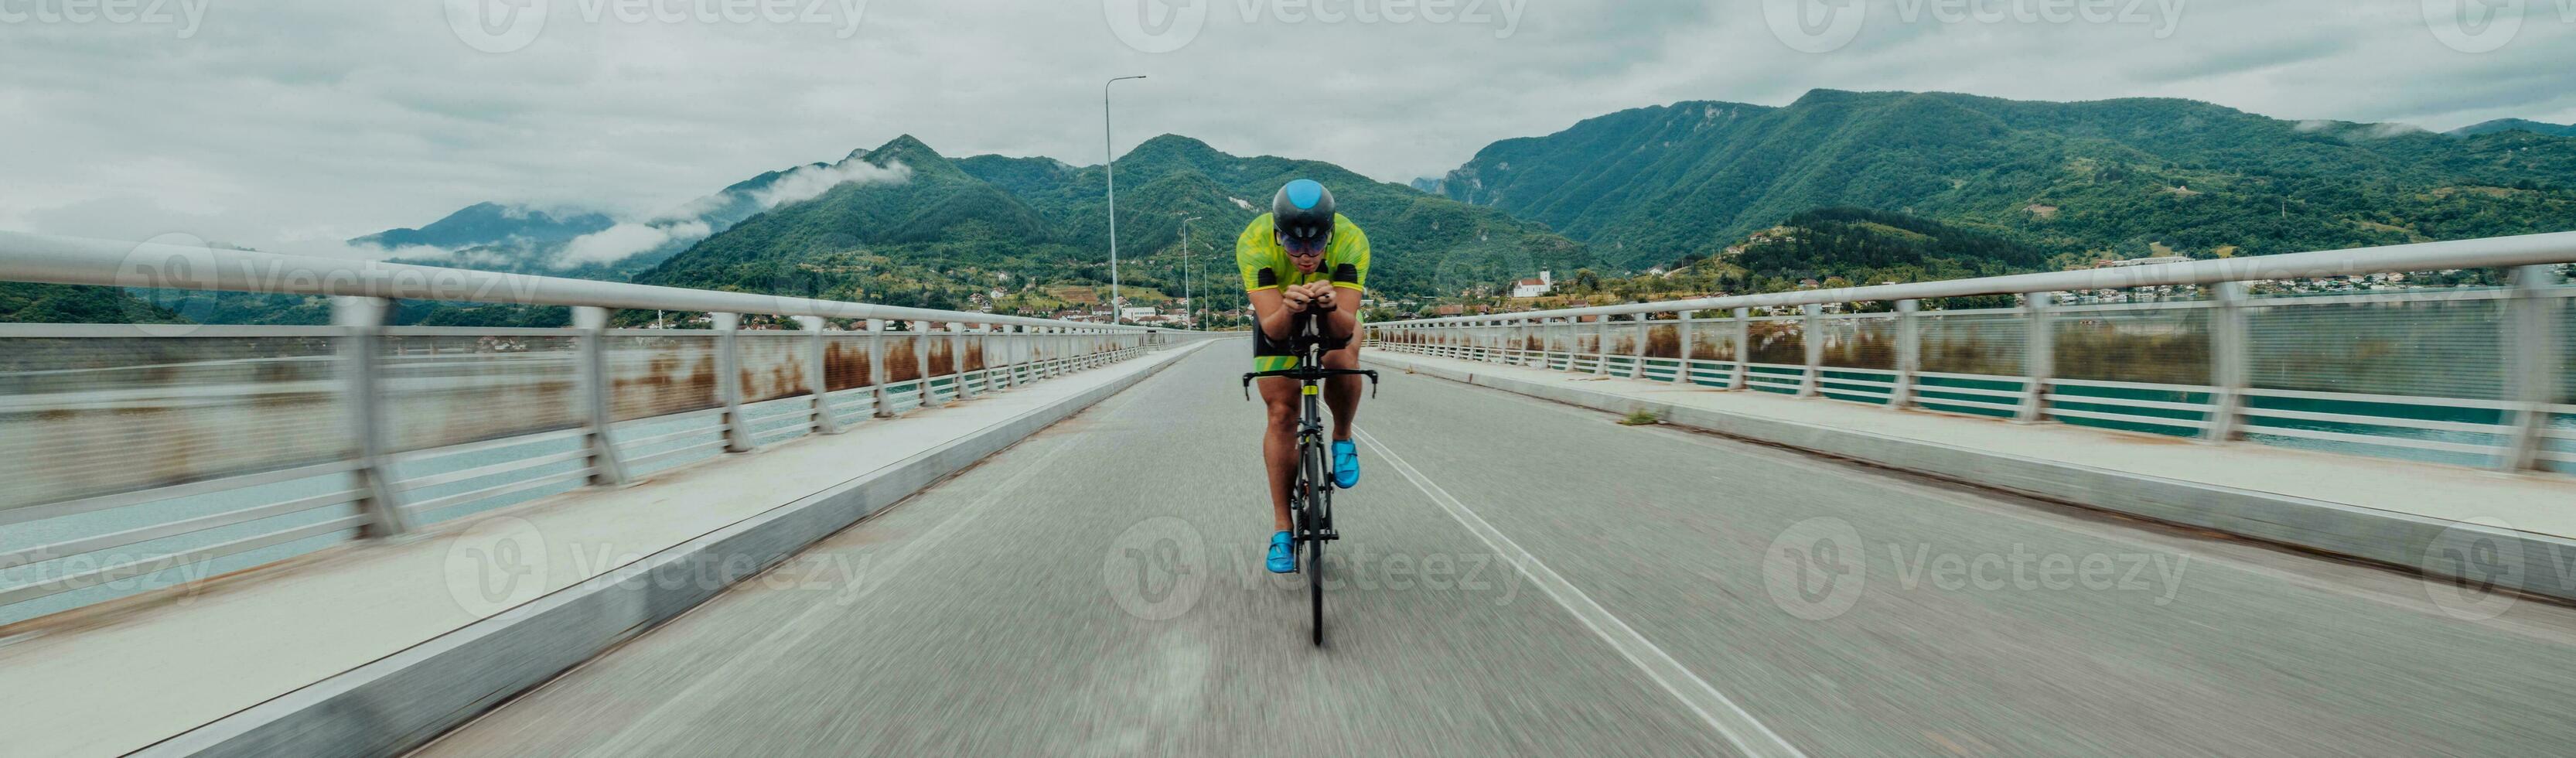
[1307,527,1324,646]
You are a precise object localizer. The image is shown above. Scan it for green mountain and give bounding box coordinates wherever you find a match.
[2450,118,2576,138]
[1436,90,2576,269]
[0,282,189,324]
[353,202,616,250]
[638,134,1596,312]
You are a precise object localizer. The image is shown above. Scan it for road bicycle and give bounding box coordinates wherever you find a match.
[1243,315,1377,646]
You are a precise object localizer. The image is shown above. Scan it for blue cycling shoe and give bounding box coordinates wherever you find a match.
[1267,531,1297,574]
[1332,439,1360,489]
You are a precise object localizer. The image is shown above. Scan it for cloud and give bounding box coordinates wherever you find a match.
[558,219,713,267]
[749,160,913,209]
[0,0,2571,257]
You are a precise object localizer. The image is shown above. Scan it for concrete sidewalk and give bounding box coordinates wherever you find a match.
[0,340,1208,758]
[1365,350,2576,600]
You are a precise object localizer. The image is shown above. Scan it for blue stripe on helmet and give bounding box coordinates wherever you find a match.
[1285,179,1324,210]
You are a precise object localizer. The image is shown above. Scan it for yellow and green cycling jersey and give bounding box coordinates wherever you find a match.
[1238,212,1370,295]
[1240,213,1370,371]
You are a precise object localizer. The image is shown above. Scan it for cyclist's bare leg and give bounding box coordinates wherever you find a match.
[1258,377,1300,532]
[1322,343,1363,440]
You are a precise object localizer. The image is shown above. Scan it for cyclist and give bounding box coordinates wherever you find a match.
[1240,179,1370,574]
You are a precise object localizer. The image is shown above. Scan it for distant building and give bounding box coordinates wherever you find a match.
[2097,256,2192,268]
[1121,306,1158,320]
[1511,271,1555,299]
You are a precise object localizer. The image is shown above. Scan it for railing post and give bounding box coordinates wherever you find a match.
[1503,320,1519,365]
[2203,282,2247,442]
[984,324,1006,391]
[333,296,408,538]
[1517,319,1534,366]
[1673,311,1694,385]
[797,316,842,435]
[2017,293,2054,424]
[1636,313,1653,379]
[575,306,630,483]
[1731,307,1752,391]
[1891,299,1920,410]
[1593,316,1611,376]
[714,312,756,452]
[913,321,942,408]
[869,318,896,418]
[950,323,974,401]
[1800,303,1824,398]
[2504,265,2564,471]
[1042,326,1056,377]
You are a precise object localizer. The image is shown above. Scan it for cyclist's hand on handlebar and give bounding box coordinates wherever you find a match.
[1308,283,1336,311]
[1281,287,1313,312]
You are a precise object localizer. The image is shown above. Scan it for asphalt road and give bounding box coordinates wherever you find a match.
[418,339,2576,756]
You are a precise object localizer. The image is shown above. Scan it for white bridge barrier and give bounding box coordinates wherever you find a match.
[0,231,1179,624]
[1370,233,2576,476]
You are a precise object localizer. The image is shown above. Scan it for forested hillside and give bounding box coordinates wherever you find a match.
[637,134,1597,313]
[1436,90,2576,269]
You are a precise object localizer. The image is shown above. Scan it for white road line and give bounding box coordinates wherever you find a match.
[1353,428,1809,758]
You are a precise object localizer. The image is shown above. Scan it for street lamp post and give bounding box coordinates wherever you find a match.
[1180,215,1200,330]
[1104,74,1147,326]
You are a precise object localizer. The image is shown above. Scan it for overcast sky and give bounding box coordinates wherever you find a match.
[3,0,2571,256]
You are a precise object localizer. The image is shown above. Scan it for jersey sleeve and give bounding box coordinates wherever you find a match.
[1238,215,1280,292]
[1329,219,1369,292]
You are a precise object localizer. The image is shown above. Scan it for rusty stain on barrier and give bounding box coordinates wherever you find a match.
[1644,325,1680,359]
[824,340,872,391]
[927,339,955,377]
[610,350,718,422]
[1817,321,1898,370]
[885,339,922,383]
[733,336,808,404]
[965,341,986,372]
[1747,321,1806,365]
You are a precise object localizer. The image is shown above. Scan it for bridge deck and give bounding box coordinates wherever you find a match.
[0,346,1196,758]
[420,343,2576,756]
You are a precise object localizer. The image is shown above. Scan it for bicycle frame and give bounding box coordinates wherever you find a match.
[1242,314,1378,646]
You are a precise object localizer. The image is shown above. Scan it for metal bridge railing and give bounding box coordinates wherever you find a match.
[0,231,1175,624]
[1366,232,2576,476]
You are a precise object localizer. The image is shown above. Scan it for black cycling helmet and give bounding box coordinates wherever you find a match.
[1271,179,1335,254]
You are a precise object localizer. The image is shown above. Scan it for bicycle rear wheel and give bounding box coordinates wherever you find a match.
[1307,526,1324,647]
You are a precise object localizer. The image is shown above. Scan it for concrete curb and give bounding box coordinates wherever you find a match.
[1367,351,2576,606]
[140,343,1209,758]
